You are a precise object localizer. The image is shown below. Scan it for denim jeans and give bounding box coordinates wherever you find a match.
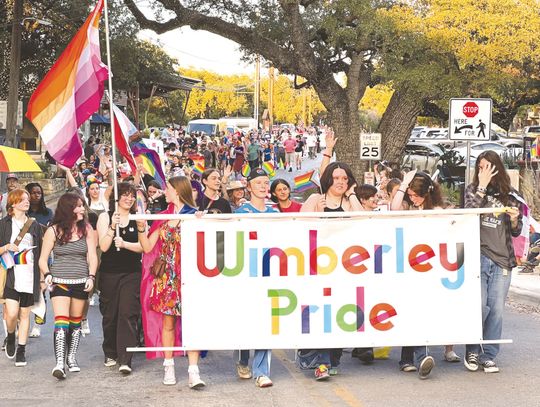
[400,346,429,369]
[466,254,512,362]
[237,349,272,378]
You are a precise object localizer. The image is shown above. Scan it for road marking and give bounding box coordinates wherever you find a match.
[274,349,364,407]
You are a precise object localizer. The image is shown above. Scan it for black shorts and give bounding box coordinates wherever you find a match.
[3,286,34,308]
[50,283,88,300]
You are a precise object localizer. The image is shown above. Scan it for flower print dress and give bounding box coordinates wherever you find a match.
[149,222,182,316]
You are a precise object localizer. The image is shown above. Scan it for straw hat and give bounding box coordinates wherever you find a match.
[226,180,245,191]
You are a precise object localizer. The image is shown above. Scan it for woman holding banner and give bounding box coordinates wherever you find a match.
[0,189,42,367]
[463,151,522,373]
[136,176,205,389]
[299,162,360,380]
[97,182,142,375]
[390,169,462,378]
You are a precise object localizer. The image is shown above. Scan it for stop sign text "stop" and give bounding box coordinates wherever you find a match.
[463,102,479,118]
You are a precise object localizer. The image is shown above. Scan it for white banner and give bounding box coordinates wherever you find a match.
[181,214,482,349]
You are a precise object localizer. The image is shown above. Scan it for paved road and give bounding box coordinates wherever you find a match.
[1,301,539,407]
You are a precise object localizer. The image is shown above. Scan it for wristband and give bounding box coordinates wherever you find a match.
[137,228,146,233]
[323,153,331,158]
[396,189,405,194]
[477,186,487,194]
[109,225,115,231]
[87,275,96,280]
[347,193,357,198]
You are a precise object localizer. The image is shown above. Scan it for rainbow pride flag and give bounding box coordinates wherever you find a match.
[131,142,166,188]
[294,170,317,192]
[136,189,146,214]
[26,0,108,168]
[192,162,205,176]
[13,248,32,265]
[532,138,539,159]
[262,161,275,178]
[241,162,251,177]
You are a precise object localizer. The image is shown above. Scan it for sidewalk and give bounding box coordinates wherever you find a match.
[509,267,540,307]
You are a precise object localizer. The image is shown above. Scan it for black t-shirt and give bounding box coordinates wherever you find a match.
[295,140,304,152]
[99,215,142,274]
[200,195,232,214]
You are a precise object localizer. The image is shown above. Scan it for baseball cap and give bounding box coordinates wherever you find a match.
[6,173,18,180]
[247,168,267,182]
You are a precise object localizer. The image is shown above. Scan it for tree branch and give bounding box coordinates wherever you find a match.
[123,0,300,76]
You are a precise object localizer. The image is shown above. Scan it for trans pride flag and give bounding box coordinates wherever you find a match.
[26,0,108,168]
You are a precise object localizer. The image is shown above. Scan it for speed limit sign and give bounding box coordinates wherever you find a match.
[360,133,381,160]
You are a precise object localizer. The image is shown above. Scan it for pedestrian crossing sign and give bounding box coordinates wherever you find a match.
[449,98,492,141]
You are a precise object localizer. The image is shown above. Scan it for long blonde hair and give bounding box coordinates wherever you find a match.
[168,176,196,208]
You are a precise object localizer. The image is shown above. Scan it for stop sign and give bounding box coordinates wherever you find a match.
[463,102,479,118]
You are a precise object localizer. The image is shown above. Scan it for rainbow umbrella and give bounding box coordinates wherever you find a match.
[0,146,42,173]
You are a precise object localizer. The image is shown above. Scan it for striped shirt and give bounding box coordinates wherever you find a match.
[50,237,89,284]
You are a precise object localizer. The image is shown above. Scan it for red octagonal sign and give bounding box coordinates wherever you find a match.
[463,101,479,118]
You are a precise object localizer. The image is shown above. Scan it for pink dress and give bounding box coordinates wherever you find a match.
[140,205,184,359]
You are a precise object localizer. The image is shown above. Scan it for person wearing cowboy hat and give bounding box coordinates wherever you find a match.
[225,180,247,212]
[1,174,20,218]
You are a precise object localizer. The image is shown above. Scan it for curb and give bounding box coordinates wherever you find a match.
[508,285,540,308]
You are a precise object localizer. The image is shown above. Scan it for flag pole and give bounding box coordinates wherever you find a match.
[103,0,120,248]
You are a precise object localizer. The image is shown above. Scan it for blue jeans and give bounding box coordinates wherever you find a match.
[401,346,430,369]
[252,349,271,378]
[466,254,512,362]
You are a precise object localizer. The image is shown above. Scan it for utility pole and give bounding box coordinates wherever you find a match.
[268,66,274,127]
[6,0,23,147]
[254,55,260,129]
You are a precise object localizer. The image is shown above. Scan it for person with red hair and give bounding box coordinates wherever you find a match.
[0,189,43,367]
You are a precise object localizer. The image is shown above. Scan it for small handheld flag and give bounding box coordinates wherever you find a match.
[294,170,317,192]
[0,251,15,269]
[136,189,146,215]
[241,162,251,177]
[13,249,32,265]
[192,162,205,176]
[262,161,275,178]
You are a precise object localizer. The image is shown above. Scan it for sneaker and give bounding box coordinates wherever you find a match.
[119,365,132,375]
[288,167,292,172]
[81,319,90,336]
[329,367,338,376]
[399,363,417,372]
[352,348,374,364]
[163,364,176,385]
[314,364,330,381]
[29,326,41,338]
[104,357,117,367]
[236,362,252,379]
[418,356,435,379]
[15,346,27,367]
[482,360,500,373]
[444,350,461,363]
[464,352,479,372]
[255,375,273,388]
[5,335,15,359]
[52,365,66,380]
[188,371,206,389]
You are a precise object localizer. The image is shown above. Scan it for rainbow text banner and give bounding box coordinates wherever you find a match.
[181,214,482,349]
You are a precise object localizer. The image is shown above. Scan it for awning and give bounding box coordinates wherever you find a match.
[91,113,110,125]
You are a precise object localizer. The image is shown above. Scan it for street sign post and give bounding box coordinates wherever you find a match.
[360,133,381,161]
[449,98,492,141]
[449,98,492,187]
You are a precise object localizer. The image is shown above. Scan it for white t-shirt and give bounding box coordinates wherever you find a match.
[11,218,34,294]
[0,192,7,218]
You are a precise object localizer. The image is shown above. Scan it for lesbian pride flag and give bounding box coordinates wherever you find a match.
[26,0,108,168]
[111,102,137,173]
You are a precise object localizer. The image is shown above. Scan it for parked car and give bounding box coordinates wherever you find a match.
[452,142,509,166]
[402,142,444,172]
[523,126,540,136]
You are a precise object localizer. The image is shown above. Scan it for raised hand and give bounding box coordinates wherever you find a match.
[478,162,498,189]
[325,129,337,150]
[401,169,418,188]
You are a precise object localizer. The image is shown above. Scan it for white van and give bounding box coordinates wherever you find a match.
[220,117,258,132]
[187,119,222,137]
